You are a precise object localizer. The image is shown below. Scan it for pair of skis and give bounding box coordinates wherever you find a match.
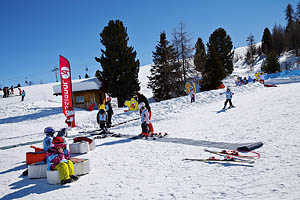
[183,149,260,164]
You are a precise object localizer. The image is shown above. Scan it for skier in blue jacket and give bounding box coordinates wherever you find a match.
[220,88,235,109]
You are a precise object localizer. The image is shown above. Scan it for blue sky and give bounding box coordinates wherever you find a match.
[0,0,298,87]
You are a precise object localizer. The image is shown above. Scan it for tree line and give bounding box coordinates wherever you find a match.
[95,20,234,105]
[246,1,300,74]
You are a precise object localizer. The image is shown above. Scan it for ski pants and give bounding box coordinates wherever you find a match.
[224,99,233,108]
[141,122,149,135]
[54,160,75,181]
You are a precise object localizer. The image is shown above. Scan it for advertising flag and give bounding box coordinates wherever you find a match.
[59,55,76,127]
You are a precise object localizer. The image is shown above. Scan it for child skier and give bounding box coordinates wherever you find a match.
[139,102,150,137]
[190,88,195,103]
[57,128,69,150]
[105,96,113,128]
[43,127,55,152]
[220,87,235,109]
[47,137,79,185]
[96,108,108,133]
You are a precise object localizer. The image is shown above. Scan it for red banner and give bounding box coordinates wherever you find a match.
[59,55,76,127]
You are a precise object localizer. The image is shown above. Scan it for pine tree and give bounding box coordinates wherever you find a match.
[194,37,206,73]
[201,44,224,91]
[95,20,140,107]
[271,24,285,56]
[261,52,281,73]
[262,28,272,54]
[148,32,183,101]
[208,28,234,77]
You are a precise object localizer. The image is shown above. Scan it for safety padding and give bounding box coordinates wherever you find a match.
[89,139,96,151]
[28,162,47,179]
[26,151,47,165]
[72,158,90,176]
[69,141,89,154]
[46,170,60,185]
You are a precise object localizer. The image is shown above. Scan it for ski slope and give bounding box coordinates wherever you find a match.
[1,63,300,199]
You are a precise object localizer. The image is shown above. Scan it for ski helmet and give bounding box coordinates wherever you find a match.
[44,127,55,136]
[138,102,145,109]
[57,128,68,138]
[107,96,112,101]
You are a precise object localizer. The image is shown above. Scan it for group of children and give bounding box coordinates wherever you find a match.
[96,92,154,137]
[43,127,79,185]
[96,88,235,137]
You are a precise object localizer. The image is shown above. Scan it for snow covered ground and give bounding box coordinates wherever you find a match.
[1,61,300,199]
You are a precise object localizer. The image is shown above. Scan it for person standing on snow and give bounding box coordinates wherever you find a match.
[220,88,235,110]
[97,108,108,133]
[21,89,26,101]
[190,88,195,103]
[139,102,150,137]
[105,96,113,128]
[135,91,154,133]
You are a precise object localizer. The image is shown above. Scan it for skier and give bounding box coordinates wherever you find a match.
[96,108,108,133]
[135,91,154,133]
[43,127,55,152]
[190,87,195,103]
[47,137,78,185]
[21,89,26,101]
[105,96,113,128]
[220,88,235,110]
[139,102,150,137]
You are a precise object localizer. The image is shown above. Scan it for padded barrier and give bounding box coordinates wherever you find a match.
[69,141,89,154]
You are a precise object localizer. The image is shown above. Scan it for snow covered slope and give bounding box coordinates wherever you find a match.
[1,60,300,199]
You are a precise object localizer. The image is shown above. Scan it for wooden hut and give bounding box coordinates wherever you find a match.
[52,78,105,110]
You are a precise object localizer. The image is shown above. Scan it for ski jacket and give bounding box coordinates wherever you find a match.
[141,108,150,124]
[105,101,113,115]
[21,90,26,97]
[97,110,107,124]
[221,91,233,99]
[46,143,69,170]
[43,136,53,151]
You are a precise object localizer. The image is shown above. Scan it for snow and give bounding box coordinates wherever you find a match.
[52,77,102,94]
[1,49,300,199]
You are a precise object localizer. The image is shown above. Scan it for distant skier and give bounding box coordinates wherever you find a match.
[220,88,235,109]
[21,89,26,101]
[105,96,113,128]
[190,87,195,103]
[97,108,108,133]
[139,102,150,137]
[135,91,154,133]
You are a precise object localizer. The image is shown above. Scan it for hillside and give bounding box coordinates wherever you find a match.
[0,47,300,199]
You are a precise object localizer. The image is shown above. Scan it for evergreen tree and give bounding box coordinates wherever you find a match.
[285,3,295,31]
[262,27,272,54]
[148,32,183,101]
[201,44,224,91]
[271,24,285,55]
[194,37,206,73]
[95,20,140,107]
[261,52,281,73]
[208,28,234,77]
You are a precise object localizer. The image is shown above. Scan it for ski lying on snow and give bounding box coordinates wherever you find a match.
[182,157,254,164]
[204,149,260,160]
